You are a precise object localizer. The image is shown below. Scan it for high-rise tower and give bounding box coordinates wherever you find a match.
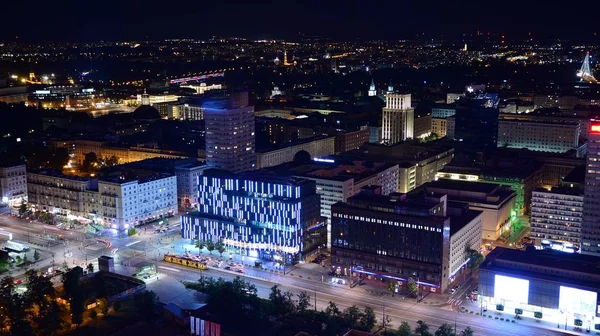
[381,93,414,144]
[204,91,256,173]
[582,123,600,255]
[368,79,377,97]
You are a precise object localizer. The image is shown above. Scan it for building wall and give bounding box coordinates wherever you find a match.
[472,199,515,240]
[530,190,583,246]
[335,127,370,154]
[498,120,580,153]
[331,206,451,293]
[582,131,600,256]
[414,114,432,139]
[256,137,335,169]
[382,94,414,144]
[398,165,417,193]
[449,212,483,278]
[205,105,256,173]
[431,117,448,138]
[0,165,27,205]
[446,117,455,139]
[27,172,95,218]
[175,165,208,209]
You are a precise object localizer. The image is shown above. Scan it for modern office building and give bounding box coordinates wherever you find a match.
[204,91,255,173]
[381,93,414,144]
[181,169,324,263]
[582,123,600,256]
[530,186,583,250]
[256,136,336,169]
[423,179,516,240]
[0,164,27,206]
[431,104,456,118]
[479,247,600,330]
[27,169,177,230]
[498,120,581,154]
[330,191,483,293]
[454,93,499,152]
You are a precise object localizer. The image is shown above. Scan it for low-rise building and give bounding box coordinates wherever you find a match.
[498,119,581,154]
[423,179,516,240]
[479,247,600,329]
[431,117,448,138]
[256,136,336,169]
[0,164,27,206]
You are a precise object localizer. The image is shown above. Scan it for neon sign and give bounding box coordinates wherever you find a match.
[591,124,600,134]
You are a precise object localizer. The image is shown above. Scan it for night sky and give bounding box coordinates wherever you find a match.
[2,0,596,41]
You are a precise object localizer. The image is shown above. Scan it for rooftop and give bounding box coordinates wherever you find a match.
[425,179,500,194]
[481,247,600,287]
[256,135,334,153]
[262,159,397,183]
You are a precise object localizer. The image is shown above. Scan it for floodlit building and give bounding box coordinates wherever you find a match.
[181,169,324,263]
[0,164,27,206]
[256,136,336,169]
[497,120,580,154]
[381,93,414,144]
[479,247,600,329]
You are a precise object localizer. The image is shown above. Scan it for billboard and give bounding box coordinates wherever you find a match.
[495,275,529,303]
[559,286,597,316]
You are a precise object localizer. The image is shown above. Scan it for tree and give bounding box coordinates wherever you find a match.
[379,314,393,332]
[15,256,21,264]
[81,152,98,172]
[195,240,205,254]
[134,290,159,322]
[86,263,94,273]
[62,260,69,270]
[89,309,98,320]
[359,306,376,331]
[398,321,413,336]
[342,305,362,328]
[33,250,40,262]
[99,298,109,316]
[216,242,226,257]
[460,327,474,336]
[325,301,341,318]
[407,277,419,298]
[415,320,432,336]
[127,227,137,236]
[22,254,28,264]
[18,202,28,216]
[268,285,296,317]
[205,240,215,255]
[62,267,84,326]
[387,280,397,296]
[435,323,456,336]
[297,291,311,312]
[466,248,484,270]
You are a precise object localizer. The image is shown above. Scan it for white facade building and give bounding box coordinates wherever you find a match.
[175,163,209,209]
[27,170,177,230]
[0,164,27,205]
[381,93,414,144]
[181,83,222,95]
[449,210,483,280]
[204,92,256,173]
[256,136,336,169]
[498,120,580,153]
[531,187,583,248]
[98,174,178,230]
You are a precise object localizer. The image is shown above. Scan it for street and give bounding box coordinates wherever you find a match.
[0,213,583,336]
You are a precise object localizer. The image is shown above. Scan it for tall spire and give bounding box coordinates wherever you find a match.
[368,79,377,97]
[387,80,394,93]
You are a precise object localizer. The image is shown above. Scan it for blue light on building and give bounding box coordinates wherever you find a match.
[181,170,323,263]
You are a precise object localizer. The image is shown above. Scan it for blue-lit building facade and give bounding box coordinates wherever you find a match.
[181,170,324,263]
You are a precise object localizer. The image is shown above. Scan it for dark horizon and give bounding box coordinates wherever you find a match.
[2,0,598,42]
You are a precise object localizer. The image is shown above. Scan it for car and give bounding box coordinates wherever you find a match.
[224,266,232,270]
[13,279,23,285]
[471,290,478,295]
[327,271,335,276]
[236,269,244,273]
[450,288,456,294]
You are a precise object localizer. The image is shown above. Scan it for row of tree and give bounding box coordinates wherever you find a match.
[184,276,476,336]
[195,239,227,256]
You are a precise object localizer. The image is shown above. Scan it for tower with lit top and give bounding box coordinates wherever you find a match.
[368,79,376,97]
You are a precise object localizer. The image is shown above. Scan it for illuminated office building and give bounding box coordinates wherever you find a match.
[181,169,323,263]
[582,123,600,256]
[381,93,414,144]
[204,91,256,173]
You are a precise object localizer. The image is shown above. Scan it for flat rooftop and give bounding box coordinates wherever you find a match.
[425,179,501,194]
[262,159,397,183]
[256,135,334,153]
[202,168,316,187]
[481,247,600,288]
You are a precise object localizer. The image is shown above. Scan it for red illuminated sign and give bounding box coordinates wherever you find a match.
[592,124,600,134]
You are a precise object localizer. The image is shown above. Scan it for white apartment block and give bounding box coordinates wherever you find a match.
[498,120,580,153]
[0,164,27,205]
[531,188,583,247]
[256,136,336,169]
[449,211,483,280]
[382,93,414,144]
[98,174,178,230]
[27,170,177,230]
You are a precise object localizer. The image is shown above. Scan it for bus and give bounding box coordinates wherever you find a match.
[4,241,29,252]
